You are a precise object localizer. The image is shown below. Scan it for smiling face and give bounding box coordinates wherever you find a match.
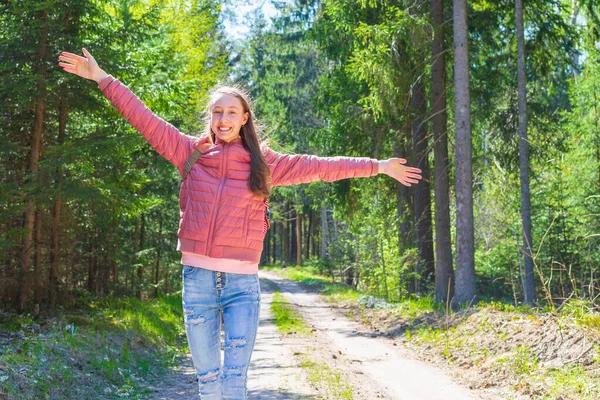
[210,94,249,143]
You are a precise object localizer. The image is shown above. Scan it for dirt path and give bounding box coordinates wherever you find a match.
[150,272,497,399]
[259,271,497,400]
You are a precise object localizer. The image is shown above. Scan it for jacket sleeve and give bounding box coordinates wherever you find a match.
[264,148,379,187]
[98,75,196,172]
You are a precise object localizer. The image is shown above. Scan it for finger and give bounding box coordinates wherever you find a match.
[61,51,87,61]
[82,48,95,61]
[58,56,78,65]
[401,181,412,187]
[406,167,422,173]
[406,179,420,184]
[58,63,77,69]
[406,173,422,179]
[397,158,407,164]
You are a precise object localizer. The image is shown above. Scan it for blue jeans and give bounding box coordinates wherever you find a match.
[182,266,261,400]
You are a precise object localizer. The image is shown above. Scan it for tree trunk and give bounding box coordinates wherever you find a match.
[137,213,145,300]
[516,0,535,304]
[431,0,454,303]
[332,217,339,273]
[312,210,318,258]
[19,8,49,310]
[394,135,412,251]
[296,210,303,266]
[571,0,580,77]
[102,253,110,295]
[321,205,328,259]
[88,237,96,292]
[50,95,67,306]
[283,203,289,263]
[412,81,435,288]
[291,212,297,264]
[154,215,163,298]
[305,209,312,260]
[111,219,119,293]
[453,0,476,305]
[271,221,277,263]
[264,230,270,264]
[34,207,43,305]
[379,239,389,301]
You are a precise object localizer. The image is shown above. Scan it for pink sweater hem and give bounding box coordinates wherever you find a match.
[181,252,258,275]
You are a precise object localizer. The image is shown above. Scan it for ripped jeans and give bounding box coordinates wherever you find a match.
[182,266,261,400]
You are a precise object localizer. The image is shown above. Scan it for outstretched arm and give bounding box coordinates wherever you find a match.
[265,149,422,187]
[58,48,204,173]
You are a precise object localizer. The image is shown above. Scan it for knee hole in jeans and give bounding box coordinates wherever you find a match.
[225,336,247,349]
[184,306,207,326]
[198,367,220,384]
[223,366,244,379]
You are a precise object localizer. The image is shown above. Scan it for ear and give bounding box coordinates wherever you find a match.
[242,112,249,126]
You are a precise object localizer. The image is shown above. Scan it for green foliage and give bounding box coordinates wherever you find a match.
[0,295,185,399]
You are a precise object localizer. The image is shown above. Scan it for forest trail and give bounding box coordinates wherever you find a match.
[150,272,496,400]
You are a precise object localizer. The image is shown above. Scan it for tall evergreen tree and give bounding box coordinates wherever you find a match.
[431,0,453,302]
[515,0,535,304]
[453,0,476,305]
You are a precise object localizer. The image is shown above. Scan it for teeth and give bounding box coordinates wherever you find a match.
[219,127,231,132]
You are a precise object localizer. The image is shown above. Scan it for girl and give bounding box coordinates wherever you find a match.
[58,48,422,400]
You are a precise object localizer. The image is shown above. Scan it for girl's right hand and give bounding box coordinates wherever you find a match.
[58,48,108,84]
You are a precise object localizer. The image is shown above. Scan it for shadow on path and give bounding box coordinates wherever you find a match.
[247,389,318,399]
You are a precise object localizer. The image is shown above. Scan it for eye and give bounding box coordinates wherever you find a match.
[213,110,222,114]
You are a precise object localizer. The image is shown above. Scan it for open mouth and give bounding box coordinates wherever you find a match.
[218,126,232,132]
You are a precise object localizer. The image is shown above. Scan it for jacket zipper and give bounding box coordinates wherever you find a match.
[205,143,229,253]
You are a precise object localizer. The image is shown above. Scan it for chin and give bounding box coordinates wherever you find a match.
[216,133,237,142]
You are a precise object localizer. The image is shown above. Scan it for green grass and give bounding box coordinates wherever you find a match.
[271,291,312,336]
[497,345,539,376]
[263,265,441,311]
[265,265,360,303]
[300,354,353,400]
[0,295,186,399]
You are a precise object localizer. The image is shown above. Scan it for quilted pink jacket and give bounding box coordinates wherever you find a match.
[99,76,379,263]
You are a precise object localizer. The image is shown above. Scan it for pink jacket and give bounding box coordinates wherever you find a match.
[99,76,379,264]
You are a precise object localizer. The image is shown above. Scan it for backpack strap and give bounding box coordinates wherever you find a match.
[183,149,203,180]
[263,199,271,234]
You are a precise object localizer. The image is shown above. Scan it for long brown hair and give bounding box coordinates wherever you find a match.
[204,85,271,198]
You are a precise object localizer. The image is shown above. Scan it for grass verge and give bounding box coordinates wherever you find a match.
[0,295,186,400]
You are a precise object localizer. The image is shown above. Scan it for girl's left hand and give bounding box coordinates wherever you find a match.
[378,158,422,186]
